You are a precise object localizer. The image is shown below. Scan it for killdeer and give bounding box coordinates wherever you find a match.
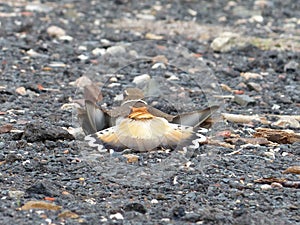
[79,87,218,152]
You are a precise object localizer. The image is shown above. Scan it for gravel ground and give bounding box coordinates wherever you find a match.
[1,0,299,224]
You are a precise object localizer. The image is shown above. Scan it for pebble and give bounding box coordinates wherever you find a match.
[151,199,158,204]
[249,15,264,23]
[47,25,66,37]
[136,14,156,20]
[263,150,275,159]
[113,93,123,101]
[124,202,147,214]
[123,154,139,163]
[260,184,272,190]
[84,198,96,205]
[58,35,73,41]
[151,62,166,69]
[26,49,48,58]
[21,201,61,210]
[233,94,255,106]
[133,74,151,85]
[109,212,124,220]
[92,48,106,56]
[241,72,263,80]
[145,33,164,40]
[187,8,197,16]
[78,46,87,51]
[106,46,126,55]
[182,212,201,222]
[15,87,27,95]
[247,82,262,92]
[107,83,121,88]
[152,4,162,11]
[272,117,300,128]
[167,75,179,81]
[271,182,283,189]
[58,210,80,219]
[48,62,67,68]
[218,16,227,22]
[109,77,118,82]
[284,60,299,72]
[77,54,89,61]
[22,122,74,142]
[210,32,240,52]
[271,104,280,110]
[8,190,25,198]
[281,152,289,157]
[25,3,52,12]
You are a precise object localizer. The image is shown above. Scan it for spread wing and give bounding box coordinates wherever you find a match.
[84,117,205,152]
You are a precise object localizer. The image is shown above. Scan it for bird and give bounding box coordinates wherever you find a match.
[78,87,219,153]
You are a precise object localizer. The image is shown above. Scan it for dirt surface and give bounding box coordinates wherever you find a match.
[1,0,299,224]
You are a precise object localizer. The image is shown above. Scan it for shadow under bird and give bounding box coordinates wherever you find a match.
[78,87,219,152]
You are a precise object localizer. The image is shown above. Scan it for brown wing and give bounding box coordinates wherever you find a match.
[172,105,219,127]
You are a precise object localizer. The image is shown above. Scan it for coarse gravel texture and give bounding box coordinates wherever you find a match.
[0,0,299,224]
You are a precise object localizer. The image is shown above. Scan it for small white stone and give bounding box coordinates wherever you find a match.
[78,46,87,51]
[153,5,162,11]
[15,87,27,95]
[151,62,166,69]
[8,190,25,198]
[109,212,124,220]
[100,39,110,44]
[106,46,126,55]
[261,184,272,190]
[271,104,280,110]
[84,198,96,205]
[246,183,253,187]
[263,151,275,160]
[136,14,156,20]
[47,25,66,37]
[151,199,158,204]
[94,19,101,26]
[77,54,89,61]
[282,152,289,157]
[26,49,47,58]
[210,32,240,52]
[167,75,179,81]
[272,116,300,128]
[133,74,151,85]
[114,93,123,101]
[187,8,197,16]
[48,62,67,68]
[22,160,31,165]
[92,47,106,56]
[218,16,227,22]
[45,219,52,224]
[65,127,84,139]
[100,216,108,222]
[25,3,52,12]
[249,15,264,23]
[109,77,118,82]
[271,182,283,188]
[173,176,178,185]
[58,35,73,41]
[107,83,121,88]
